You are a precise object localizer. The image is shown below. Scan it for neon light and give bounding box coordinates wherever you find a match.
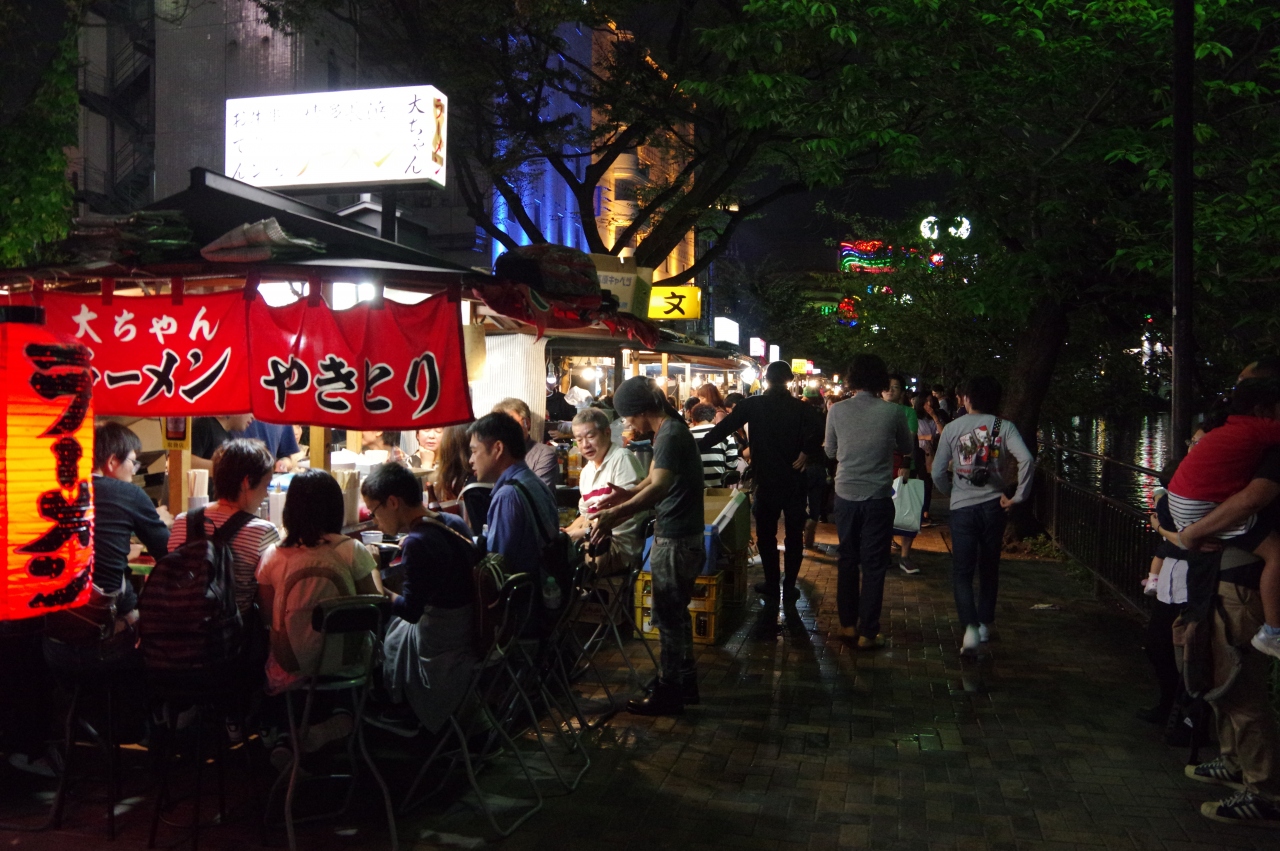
[839,240,895,274]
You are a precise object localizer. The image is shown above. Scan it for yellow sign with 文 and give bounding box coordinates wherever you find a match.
[647,286,702,320]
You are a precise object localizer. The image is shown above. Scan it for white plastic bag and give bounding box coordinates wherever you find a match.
[891,475,924,535]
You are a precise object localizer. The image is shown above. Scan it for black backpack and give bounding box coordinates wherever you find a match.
[138,507,250,670]
[508,479,574,605]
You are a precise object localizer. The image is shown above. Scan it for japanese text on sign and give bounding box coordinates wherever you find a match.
[646,286,702,320]
[225,85,448,190]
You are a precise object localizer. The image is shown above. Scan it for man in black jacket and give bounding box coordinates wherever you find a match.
[697,361,824,602]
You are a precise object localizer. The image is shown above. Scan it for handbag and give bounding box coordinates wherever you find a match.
[44,578,124,645]
[891,474,925,535]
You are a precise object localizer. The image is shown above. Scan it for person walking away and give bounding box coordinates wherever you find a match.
[492,397,561,488]
[882,375,922,574]
[824,355,914,648]
[688,404,737,487]
[801,386,829,549]
[591,377,705,714]
[931,376,1034,655]
[697,361,825,603]
[914,393,944,526]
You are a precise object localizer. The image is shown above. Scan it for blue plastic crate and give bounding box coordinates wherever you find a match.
[640,524,720,575]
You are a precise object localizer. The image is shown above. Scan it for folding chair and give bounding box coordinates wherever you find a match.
[263,595,397,851]
[400,571,548,837]
[570,544,659,693]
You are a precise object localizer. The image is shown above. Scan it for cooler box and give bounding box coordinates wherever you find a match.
[705,488,751,553]
[640,524,719,576]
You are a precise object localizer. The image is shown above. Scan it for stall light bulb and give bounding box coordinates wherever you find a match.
[740,367,758,384]
[581,366,598,381]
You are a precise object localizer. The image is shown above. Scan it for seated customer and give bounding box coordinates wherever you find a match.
[470,413,559,580]
[89,421,171,620]
[565,408,647,575]
[361,463,475,735]
[492,397,560,488]
[166,439,280,618]
[257,470,383,695]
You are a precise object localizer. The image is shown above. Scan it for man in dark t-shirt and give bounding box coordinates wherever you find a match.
[192,414,255,497]
[592,376,705,716]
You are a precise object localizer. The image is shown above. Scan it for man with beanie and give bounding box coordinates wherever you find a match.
[697,362,825,602]
[591,376,705,715]
[825,354,915,649]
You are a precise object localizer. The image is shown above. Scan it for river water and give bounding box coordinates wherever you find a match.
[1042,414,1170,513]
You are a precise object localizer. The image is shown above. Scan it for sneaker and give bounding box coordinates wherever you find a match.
[225,718,244,745]
[1184,757,1245,791]
[1249,626,1280,660]
[302,711,353,753]
[834,625,857,641]
[899,558,921,575]
[856,633,885,650]
[960,624,981,656]
[1200,789,1280,828]
[1143,575,1159,597]
[8,750,58,778]
[978,623,991,643]
[753,581,779,599]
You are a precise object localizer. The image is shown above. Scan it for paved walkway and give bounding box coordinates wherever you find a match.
[4,514,1277,850]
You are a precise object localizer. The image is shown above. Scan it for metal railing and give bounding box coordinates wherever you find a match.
[1031,442,1161,614]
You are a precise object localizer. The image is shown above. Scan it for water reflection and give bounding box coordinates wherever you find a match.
[1044,414,1169,511]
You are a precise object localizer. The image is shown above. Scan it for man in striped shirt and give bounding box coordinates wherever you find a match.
[689,404,737,488]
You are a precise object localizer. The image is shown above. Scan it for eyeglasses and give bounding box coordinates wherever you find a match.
[366,500,384,516]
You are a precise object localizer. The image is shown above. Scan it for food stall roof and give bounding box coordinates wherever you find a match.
[541,331,747,370]
[150,168,475,273]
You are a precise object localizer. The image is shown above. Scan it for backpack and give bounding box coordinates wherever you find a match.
[414,515,507,654]
[508,479,575,604]
[138,507,250,670]
[269,538,367,678]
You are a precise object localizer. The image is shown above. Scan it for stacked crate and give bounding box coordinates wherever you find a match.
[633,570,724,644]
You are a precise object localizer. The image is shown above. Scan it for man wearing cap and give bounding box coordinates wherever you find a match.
[697,362,825,603]
[591,376,705,715]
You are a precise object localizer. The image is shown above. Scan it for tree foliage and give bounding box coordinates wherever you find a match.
[0,2,79,268]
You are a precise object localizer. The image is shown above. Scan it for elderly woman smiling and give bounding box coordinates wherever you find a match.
[564,407,649,575]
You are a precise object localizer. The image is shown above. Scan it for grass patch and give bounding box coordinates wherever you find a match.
[1004,534,1066,561]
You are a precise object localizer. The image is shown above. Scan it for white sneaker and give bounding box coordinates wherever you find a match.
[8,751,57,778]
[961,624,981,656]
[1250,626,1280,660]
[1143,575,1159,596]
[978,623,991,643]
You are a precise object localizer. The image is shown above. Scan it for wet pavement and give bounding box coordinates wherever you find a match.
[3,510,1277,850]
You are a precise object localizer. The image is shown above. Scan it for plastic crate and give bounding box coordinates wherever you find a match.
[718,550,750,607]
[632,605,722,645]
[634,571,723,612]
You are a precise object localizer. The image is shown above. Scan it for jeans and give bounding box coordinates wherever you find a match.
[949,497,1006,626]
[754,478,807,591]
[649,533,706,680]
[832,496,894,633]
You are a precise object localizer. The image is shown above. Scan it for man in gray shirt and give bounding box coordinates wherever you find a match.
[932,375,1034,655]
[825,354,915,649]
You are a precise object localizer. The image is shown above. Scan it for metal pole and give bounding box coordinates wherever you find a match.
[381,186,398,242]
[1170,0,1194,462]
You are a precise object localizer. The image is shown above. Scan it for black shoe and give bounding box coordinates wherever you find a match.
[1136,703,1172,725]
[754,581,779,598]
[643,673,699,705]
[781,583,800,602]
[627,680,684,716]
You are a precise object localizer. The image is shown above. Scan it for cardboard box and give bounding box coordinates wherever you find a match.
[705,488,752,552]
[591,253,653,315]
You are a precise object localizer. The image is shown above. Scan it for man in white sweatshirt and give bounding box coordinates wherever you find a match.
[932,376,1035,655]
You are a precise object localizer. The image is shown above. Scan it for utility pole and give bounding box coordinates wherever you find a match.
[1170,0,1194,461]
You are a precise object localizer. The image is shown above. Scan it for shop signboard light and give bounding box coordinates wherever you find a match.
[225,85,448,190]
[749,337,765,358]
[713,317,740,345]
[0,306,95,621]
[791,358,808,375]
[647,286,701,320]
[769,345,780,362]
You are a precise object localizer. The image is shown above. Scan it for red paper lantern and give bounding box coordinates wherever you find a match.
[0,306,94,620]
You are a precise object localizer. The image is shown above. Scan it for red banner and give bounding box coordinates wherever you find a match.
[245,290,473,430]
[40,291,250,415]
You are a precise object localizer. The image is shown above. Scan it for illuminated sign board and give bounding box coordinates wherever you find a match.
[749,337,765,358]
[791,359,808,375]
[713,317,740,345]
[769,344,780,362]
[647,286,702,320]
[225,85,448,190]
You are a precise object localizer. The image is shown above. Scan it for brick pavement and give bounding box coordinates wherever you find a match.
[3,514,1277,850]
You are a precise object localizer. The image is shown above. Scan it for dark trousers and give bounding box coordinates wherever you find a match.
[832,496,894,633]
[804,464,826,522]
[915,447,933,515]
[949,498,1006,626]
[1145,599,1181,709]
[755,483,807,590]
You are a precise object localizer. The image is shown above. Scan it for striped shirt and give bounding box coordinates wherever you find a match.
[1165,492,1254,539]
[689,423,738,488]
[168,502,280,613]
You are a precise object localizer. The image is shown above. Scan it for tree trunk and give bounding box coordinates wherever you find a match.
[1003,293,1071,455]
[1002,293,1070,542]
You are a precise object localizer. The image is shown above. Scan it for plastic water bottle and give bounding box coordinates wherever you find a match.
[542,576,562,610]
